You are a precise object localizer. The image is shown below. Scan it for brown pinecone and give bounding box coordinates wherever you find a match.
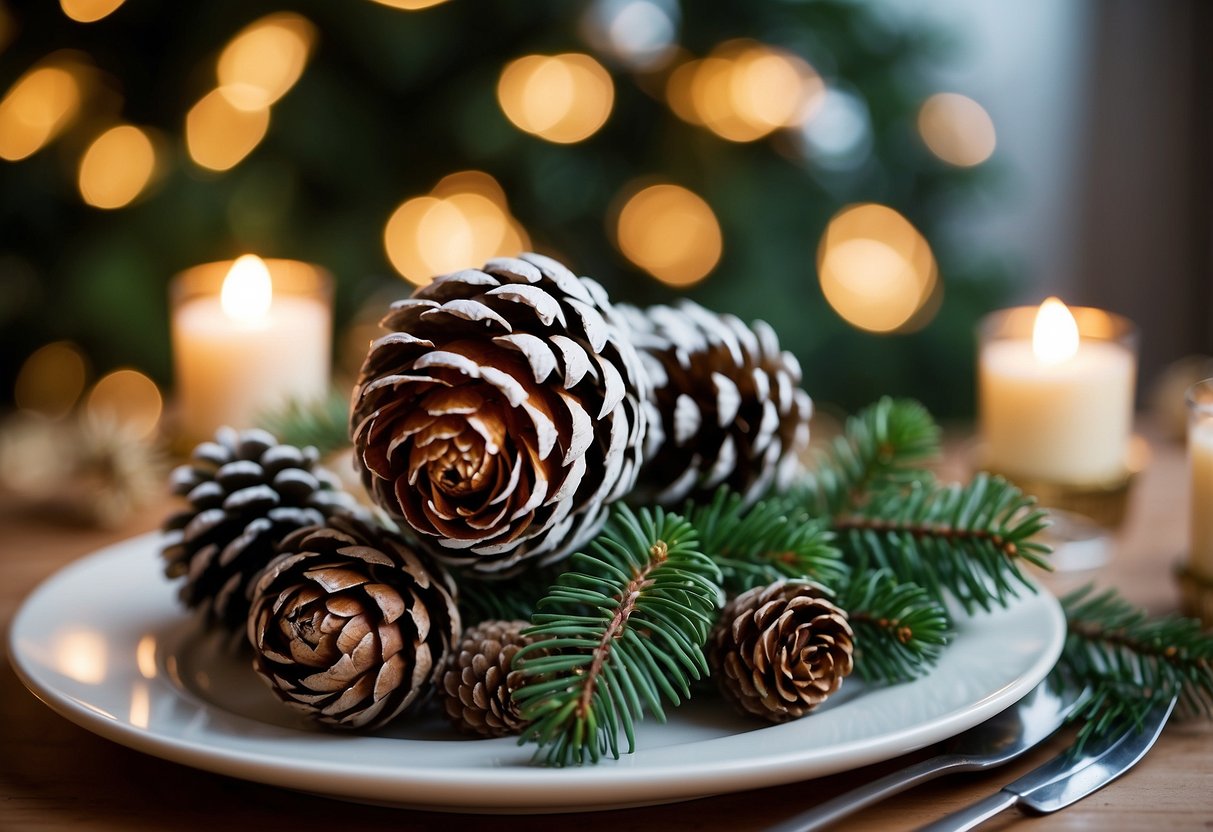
[350,253,649,577]
[710,580,854,723]
[247,515,460,731]
[440,619,536,737]
[161,427,361,632]
[618,300,812,508]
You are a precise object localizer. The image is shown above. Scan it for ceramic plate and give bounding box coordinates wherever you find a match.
[9,532,1065,813]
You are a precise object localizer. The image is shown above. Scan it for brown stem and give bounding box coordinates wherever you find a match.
[851,611,913,644]
[833,516,1021,560]
[576,541,668,720]
[1067,621,1191,667]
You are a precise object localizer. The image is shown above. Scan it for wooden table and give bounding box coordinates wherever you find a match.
[2,431,1209,832]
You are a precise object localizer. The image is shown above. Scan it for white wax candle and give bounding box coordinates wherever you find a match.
[979,314,1135,484]
[171,258,330,444]
[1190,420,1213,578]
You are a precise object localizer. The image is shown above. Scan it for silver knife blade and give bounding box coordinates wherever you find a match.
[916,695,1177,832]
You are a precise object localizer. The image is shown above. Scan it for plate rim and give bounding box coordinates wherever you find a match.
[8,531,1067,812]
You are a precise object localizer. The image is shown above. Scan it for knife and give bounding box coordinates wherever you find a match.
[916,694,1178,832]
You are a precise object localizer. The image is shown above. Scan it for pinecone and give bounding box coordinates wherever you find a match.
[440,619,537,737]
[161,427,361,632]
[619,300,812,507]
[710,580,854,723]
[247,515,460,730]
[350,253,648,577]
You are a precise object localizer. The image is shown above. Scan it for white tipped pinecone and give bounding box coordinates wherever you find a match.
[350,253,649,577]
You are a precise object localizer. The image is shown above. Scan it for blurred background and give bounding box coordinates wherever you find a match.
[0,0,1209,474]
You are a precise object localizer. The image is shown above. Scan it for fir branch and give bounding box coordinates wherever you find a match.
[802,397,940,518]
[689,488,848,596]
[1058,585,1213,747]
[832,473,1051,614]
[512,505,723,766]
[258,391,352,456]
[452,565,566,627]
[838,569,952,685]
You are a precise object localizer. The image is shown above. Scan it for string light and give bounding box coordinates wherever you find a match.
[78,124,156,209]
[918,92,996,167]
[60,0,125,23]
[217,13,316,111]
[497,53,614,144]
[384,171,529,286]
[14,341,88,419]
[0,64,82,161]
[185,88,269,171]
[615,183,721,287]
[817,203,938,334]
[580,0,679,71]
[85,368,163,438]
[367,0,450,9]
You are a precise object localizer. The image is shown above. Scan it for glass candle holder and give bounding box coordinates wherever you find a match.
[170,256,332,447]
[1178,378,1213,625]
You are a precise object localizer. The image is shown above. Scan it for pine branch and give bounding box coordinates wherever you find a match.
[838,569,952,685]
[832,473,1051,614]
[688,488,848,596]
[512,505,723,766]
[1058,585,1213,747]
[257,391,352,457]
[452,565,566,627]
[802,397,940,518]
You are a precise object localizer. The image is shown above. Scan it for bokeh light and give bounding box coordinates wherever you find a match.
[666,41,823,142]
[0,65,82,161]
[796,86,872,170]
[580,0,679,71]
[615,183,722,287]
[385,171,530,286]
[497,53,614,144]
[217,12,316,111]
[817,203,938,333]
[918,92,996,167]
[78,124,156,209]
[367,0,449,9]
[60,0,125,23]
[85,368,163,438]
[185,88,269,171]
[15,341,88,419]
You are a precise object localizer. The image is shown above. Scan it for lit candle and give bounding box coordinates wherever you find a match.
[1189,380,1213,578]
[171,255,331,445]
[979,298,1136,484]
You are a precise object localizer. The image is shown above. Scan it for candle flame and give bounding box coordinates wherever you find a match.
[220,254,272,322]
[1032,296,1079,365]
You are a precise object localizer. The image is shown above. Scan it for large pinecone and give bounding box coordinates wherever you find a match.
[247,515,460,730]
[161,427,360,632]
[440,619,536,738]
[710,580,854,723]
[619,300,812,507]
[350,253,648,576]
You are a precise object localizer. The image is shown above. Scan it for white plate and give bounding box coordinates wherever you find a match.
[9,532,1065,813]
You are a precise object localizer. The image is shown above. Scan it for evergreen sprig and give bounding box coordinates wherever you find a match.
[838,569,952,685]
[689,488,847,595]
[803,397,941,518]
[512,505,723,766]
[1058,585,1213,747]
[453,565,567,627]
[258,391,352,456]
[833,473,1051,614]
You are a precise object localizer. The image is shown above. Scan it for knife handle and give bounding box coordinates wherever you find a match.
[766,755,970,832]
[916,790,1019,832]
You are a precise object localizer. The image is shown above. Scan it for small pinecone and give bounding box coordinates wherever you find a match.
[350,253,649,577]
[619,300,812,508]
[247,515,460,730]
[161,427,361,632]
[710,581,854,723]
[440,619,536,738]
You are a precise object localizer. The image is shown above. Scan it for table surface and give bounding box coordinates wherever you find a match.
[2,430,1209,832]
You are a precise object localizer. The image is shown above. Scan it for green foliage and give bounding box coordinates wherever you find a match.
[453,565,566,628]
[833,473,1051,614]
[513,505,723,766]
[838,569,951,685]
[802,397,941,518]
[1058,585,1213,747]
[258,392,352,457]
[688,488,847,596]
